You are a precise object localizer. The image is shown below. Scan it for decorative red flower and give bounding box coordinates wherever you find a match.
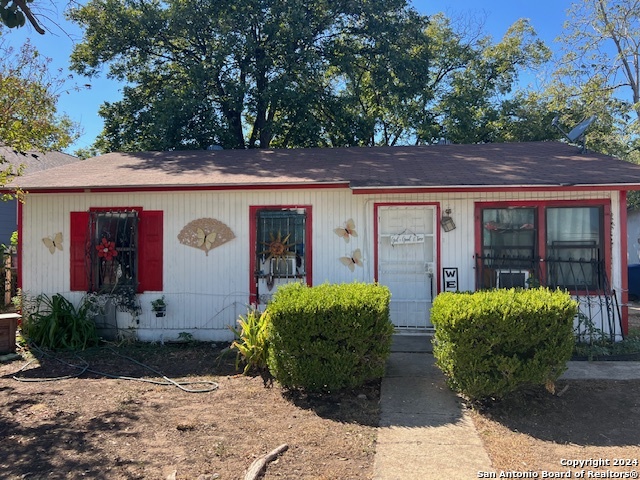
[484,221,499,231]
[96,237,118,261]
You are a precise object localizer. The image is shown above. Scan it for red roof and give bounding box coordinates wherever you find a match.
[11,142,640,191]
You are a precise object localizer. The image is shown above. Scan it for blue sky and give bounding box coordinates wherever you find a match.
[3,0,573,152]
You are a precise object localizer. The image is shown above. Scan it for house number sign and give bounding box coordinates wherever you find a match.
[390,233,425,246]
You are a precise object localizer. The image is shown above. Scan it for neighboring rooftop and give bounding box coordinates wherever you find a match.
[10,141,640,191]
[0,146,79,174]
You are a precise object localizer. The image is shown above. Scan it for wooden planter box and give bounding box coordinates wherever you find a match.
[0,313,20,354]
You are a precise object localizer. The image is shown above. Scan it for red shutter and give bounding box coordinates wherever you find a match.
[137,210,163,292]
[70,211,90,291]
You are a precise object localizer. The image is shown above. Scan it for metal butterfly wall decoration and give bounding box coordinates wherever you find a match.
[340,248,363,272]
[334,218,358,243]
[196,228,217,251]
[42,232,63,254]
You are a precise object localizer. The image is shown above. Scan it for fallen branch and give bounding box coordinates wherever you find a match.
[244,444,289,480]
[556,384,570,397]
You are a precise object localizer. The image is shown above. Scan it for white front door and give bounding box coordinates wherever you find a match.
[377,206,436,330]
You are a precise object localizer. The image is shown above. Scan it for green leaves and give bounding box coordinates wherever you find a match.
[0,38,80,157]
[548,0,640,164]
[0,0,44,33]
[266,282,393,392]
[431,16,553,144]
[0,6,25,29]
[66,0,564,151]
[230,309,270,375]
[21,293,100,351]
[431,288,578,403]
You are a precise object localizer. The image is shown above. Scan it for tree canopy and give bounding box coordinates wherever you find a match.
[68,0,552,151]
[550,0,640,161]
[0,36,79,154]
[0,32,80,199]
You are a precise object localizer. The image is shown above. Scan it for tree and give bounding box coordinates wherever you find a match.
[425,17,552,144]
[314,5,431,146]
[1,0,45,33]
[552,0,640,161]
[318,14,553,146]
[69,0,437,151]
[70,0,555,151]
[0,35,80,178]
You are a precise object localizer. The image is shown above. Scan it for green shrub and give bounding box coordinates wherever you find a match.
[266,282,393,392]
[230,308,270,374]
[431,288,578,403]
[22,293,99,350]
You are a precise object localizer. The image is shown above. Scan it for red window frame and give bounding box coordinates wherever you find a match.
[249,205,312,304]
[474,199,611,294]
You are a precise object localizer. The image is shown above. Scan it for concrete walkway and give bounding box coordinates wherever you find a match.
[372,335,492,479]
[562,359,640,380]
[372,334,640,480]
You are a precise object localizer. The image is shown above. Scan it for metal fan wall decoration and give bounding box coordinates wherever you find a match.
[178,218,235,256]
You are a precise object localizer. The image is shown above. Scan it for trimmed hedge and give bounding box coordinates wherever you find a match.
[431,288,578,403]
[266,282,393,392]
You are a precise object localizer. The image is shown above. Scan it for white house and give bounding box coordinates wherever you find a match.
[11,142,640,341]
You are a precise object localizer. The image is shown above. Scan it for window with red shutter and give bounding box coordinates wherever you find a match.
[69,208,163,293]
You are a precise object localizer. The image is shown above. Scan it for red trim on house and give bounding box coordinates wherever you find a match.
[620,191,629,335]
[248,205,313,305]
[373,202,442,294]
[474,199,613,296]
[249,209,257,304]
[17,201,22,291]
[373,207,379,283]
[89,206,144,212]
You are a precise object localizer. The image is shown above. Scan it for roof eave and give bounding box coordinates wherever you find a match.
[350,183,640,194]
[9,181,351,194]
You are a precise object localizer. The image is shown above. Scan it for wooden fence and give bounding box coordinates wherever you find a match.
[1,249,17,309]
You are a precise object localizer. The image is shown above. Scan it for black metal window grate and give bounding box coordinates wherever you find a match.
[89,210,139,293]
[256,209,306,278]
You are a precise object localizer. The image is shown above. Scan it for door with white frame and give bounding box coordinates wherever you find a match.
[377,205,437,330]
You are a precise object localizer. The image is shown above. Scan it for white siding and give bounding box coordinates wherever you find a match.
[20,188,622,341]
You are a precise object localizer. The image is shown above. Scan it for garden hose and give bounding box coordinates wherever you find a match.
[11,343,219,393]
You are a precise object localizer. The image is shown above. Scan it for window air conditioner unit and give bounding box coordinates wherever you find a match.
[271,256,297,276]
[496,269,530,289]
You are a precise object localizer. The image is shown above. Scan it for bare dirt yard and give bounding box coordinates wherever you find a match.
[2,316,639,480]
[0,342,379,480]
[472,380,640,477]
[473,311,640,477]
